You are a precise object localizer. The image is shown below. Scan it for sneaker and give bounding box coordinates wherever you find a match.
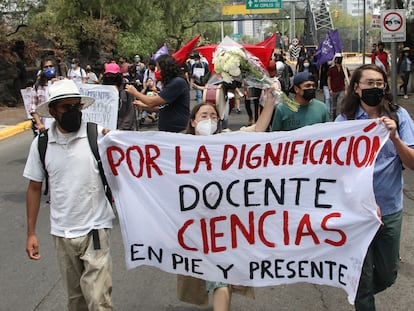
[404,95,408,99]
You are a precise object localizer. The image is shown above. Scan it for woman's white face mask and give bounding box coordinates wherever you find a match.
[196,119,217,136]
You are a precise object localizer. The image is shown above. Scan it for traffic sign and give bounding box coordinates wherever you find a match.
[246,0,282,10]
[222,4,280,15]
[381,9,406,42]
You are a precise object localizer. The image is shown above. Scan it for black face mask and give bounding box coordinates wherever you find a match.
[303,88,316,101]
[58,108,82,132]
[361,88,384,107]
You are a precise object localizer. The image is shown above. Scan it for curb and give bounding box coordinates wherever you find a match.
[0,120,32,141]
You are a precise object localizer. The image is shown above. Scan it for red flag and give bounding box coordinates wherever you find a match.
[172,34,201,66]
[256,33,277,50]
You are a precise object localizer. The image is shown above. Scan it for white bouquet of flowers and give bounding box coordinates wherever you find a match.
[212,36,299,112]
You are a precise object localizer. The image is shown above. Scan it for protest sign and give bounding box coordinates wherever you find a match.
[78,84,119,129]
[99,120,387,304]
[20,88,35,119]
[21,83,119,130]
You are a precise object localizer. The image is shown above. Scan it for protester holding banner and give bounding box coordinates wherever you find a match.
[125,54,190,132]
[335,64,414,310]
[177,103,254,310]
[24,79,115,310]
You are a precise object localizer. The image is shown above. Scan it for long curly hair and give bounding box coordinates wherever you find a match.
[155,54,183,86]
[341,64,398,121]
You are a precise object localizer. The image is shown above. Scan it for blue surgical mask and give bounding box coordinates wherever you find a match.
[44,67,56,79]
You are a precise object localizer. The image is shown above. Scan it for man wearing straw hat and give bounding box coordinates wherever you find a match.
[23,79,115,310]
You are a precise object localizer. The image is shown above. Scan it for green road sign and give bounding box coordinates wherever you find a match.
[246,0,282,9]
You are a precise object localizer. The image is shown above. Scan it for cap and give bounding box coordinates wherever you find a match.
[104,63,121,74]
[290,72,313,93]
[403,47,411,52]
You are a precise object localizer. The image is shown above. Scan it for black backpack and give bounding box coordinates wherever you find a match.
[37,122,113,203]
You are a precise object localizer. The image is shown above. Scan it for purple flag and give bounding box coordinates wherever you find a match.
[316,29,343,67]
[329,29,343,55]
[151,44,169,61]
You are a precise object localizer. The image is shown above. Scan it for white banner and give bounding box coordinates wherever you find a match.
[99,120,388,304]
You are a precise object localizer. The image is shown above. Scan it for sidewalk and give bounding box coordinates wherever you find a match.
[0,104,31,140]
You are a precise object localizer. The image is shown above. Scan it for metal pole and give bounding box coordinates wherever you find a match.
[391,0,397,104]
[358,0,361,53]
[362,0,366,64]
[290,2,295,41]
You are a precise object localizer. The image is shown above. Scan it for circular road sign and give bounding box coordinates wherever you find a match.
[383,11,403,32]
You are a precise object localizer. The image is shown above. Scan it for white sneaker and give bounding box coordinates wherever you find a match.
[404,95,408,99]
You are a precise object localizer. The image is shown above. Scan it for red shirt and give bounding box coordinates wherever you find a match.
[371,50,389,72]
[327,65,349,92]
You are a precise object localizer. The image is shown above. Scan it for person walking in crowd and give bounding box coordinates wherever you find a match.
[119,56,130,77]
[24,79,115,311]
[297,57,318,89]
[335,64,414,311]
[397,46,412,99]
[319,61,331,114]
[327,53,350,120]
[85,64,99,84]
[30,56,58,136]
[371,41,390,75]
[125,54,190,132]
[274,53,293,95]
[133,54,145,83]
[67,58,87,83]
[140,77,159,123]
[143,59,157,89]
[102,62,136,130]
[255,71,330,132]
[177,103,254,311]
[190,52,210,104]
[56,56,68,78]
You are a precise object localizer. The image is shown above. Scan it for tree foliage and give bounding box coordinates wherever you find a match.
[0,0,229,61]
[2,0,411,63]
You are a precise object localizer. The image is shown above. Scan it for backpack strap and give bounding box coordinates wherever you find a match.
[86,122,113,203]
[37,130,49,195]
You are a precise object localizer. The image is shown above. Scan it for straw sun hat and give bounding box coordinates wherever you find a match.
[36,79,95,118]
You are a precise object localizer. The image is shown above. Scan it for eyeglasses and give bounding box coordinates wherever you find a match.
[359,80,387,88]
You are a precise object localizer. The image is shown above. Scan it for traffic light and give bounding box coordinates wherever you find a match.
[334,10,340,18]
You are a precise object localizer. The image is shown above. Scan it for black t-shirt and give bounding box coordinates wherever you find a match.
[158,77,190,132]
